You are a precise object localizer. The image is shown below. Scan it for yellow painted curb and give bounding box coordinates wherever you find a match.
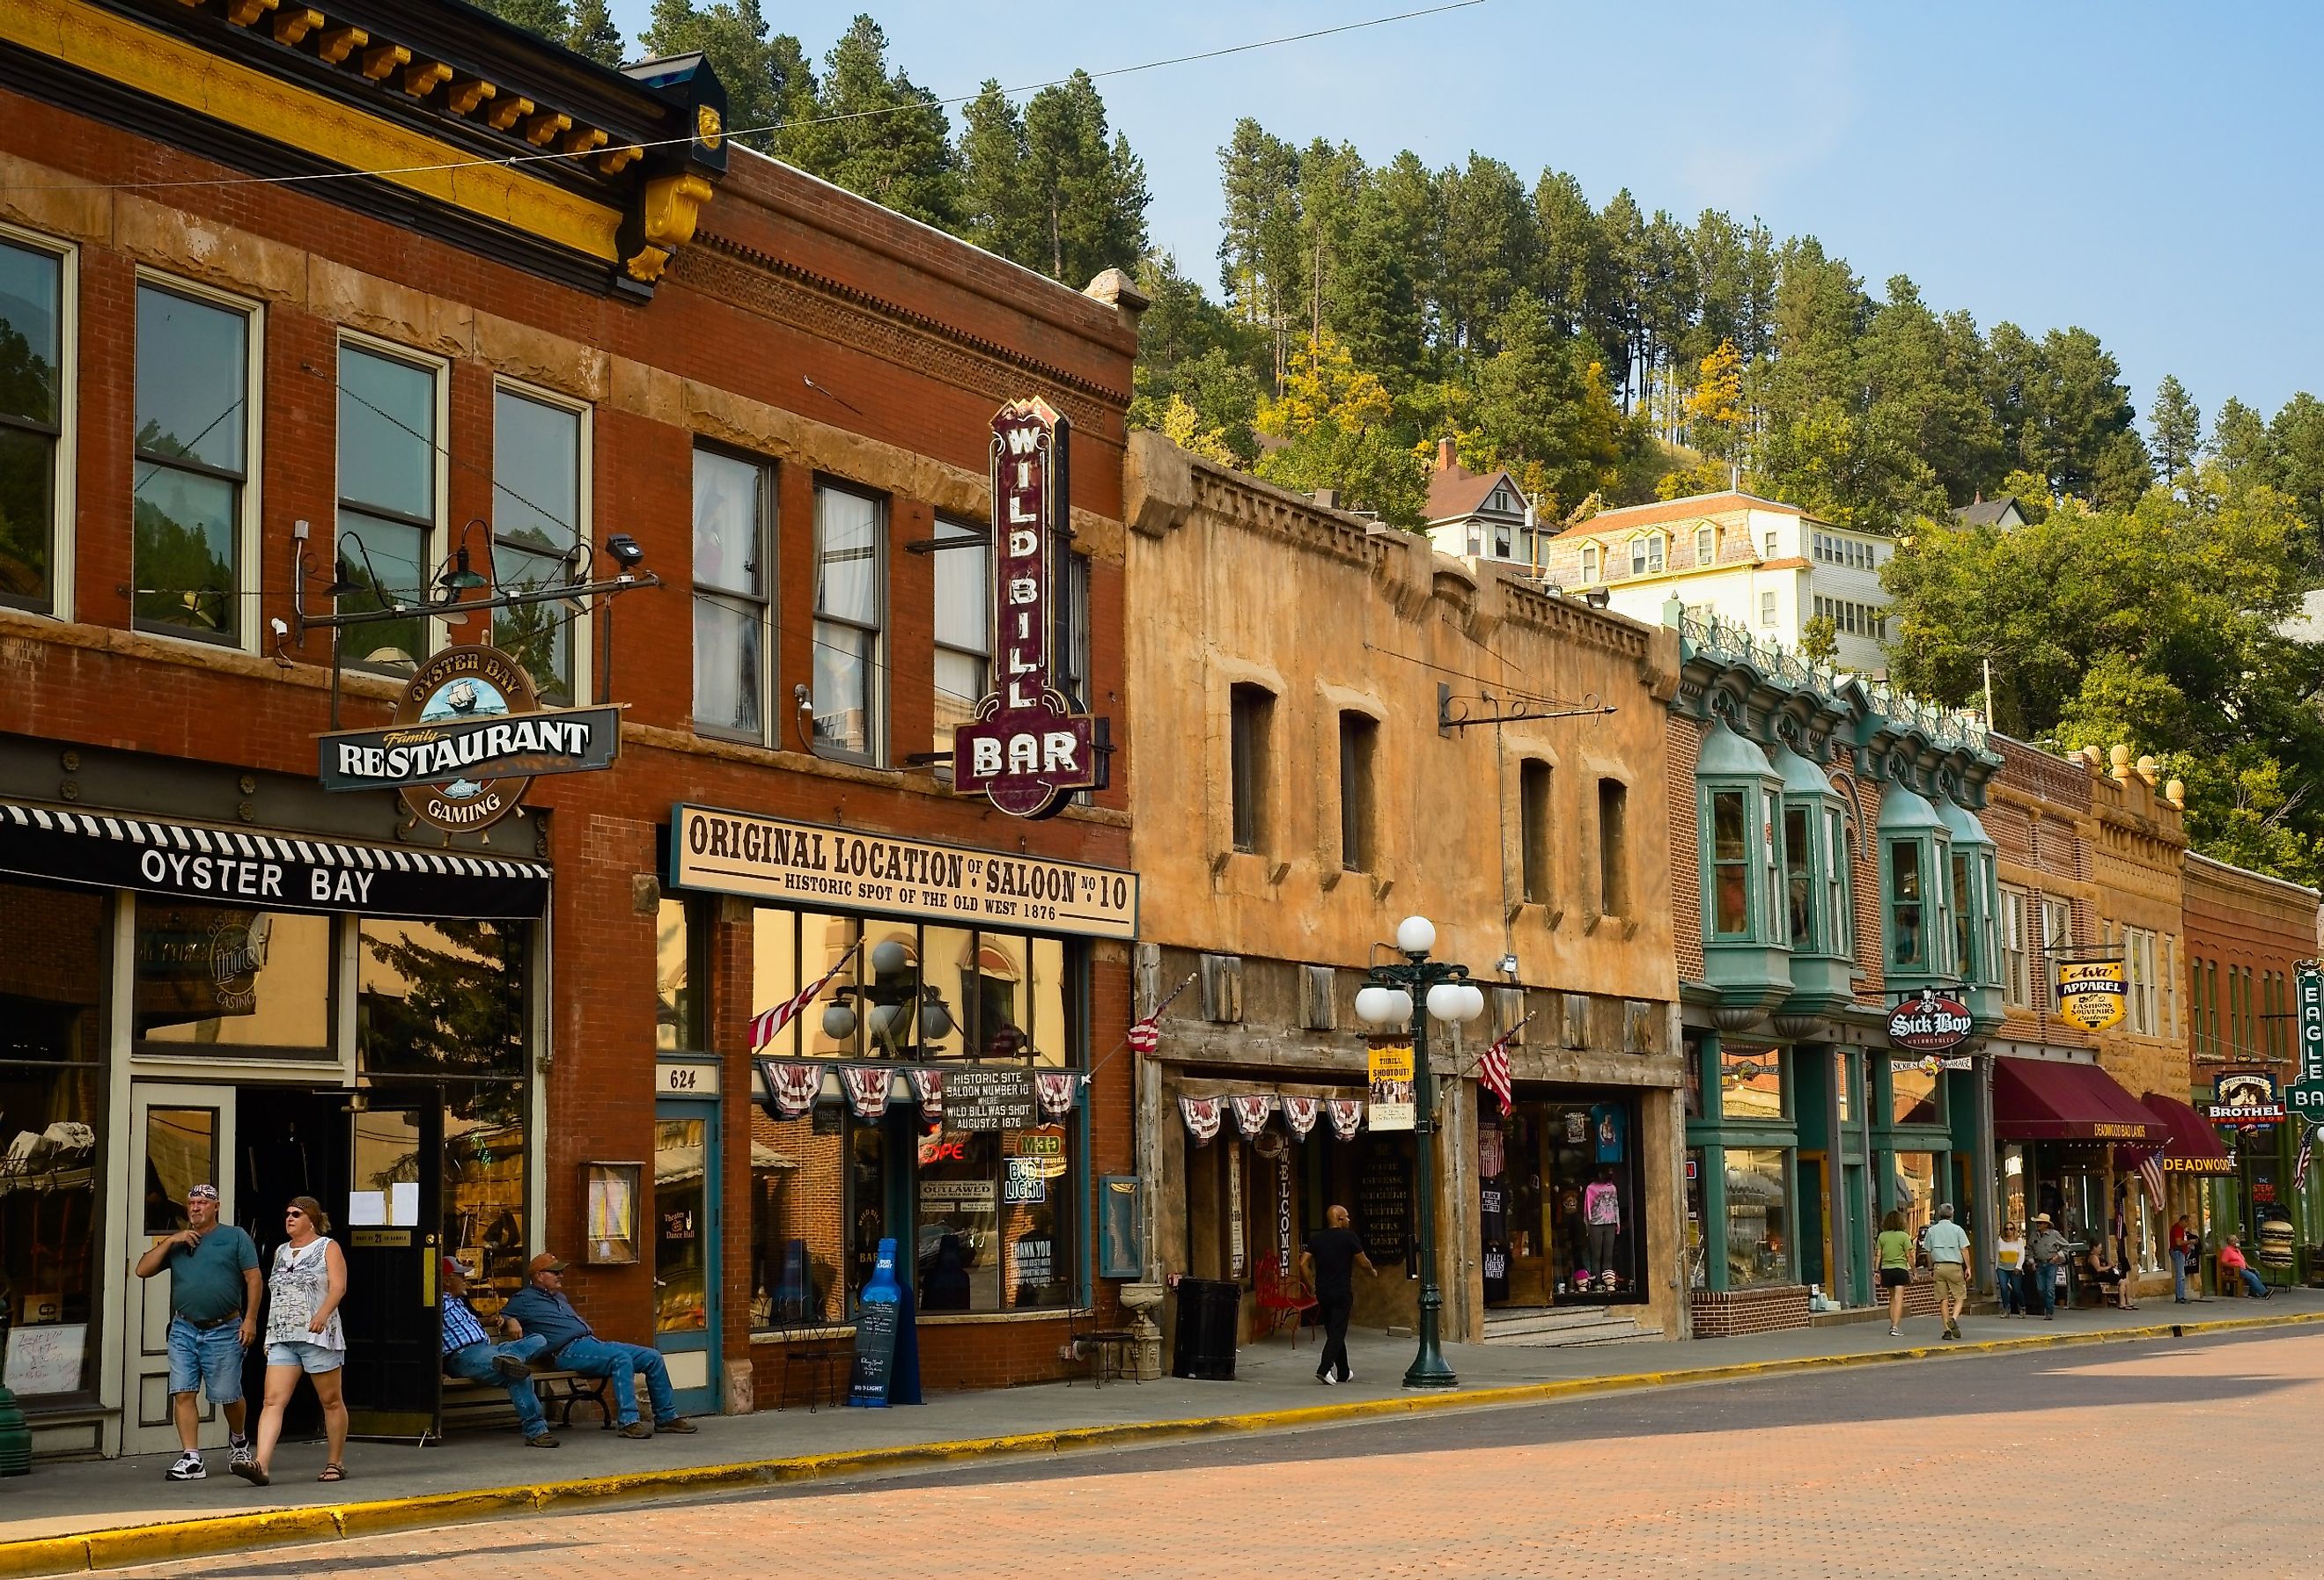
[6,1305,2320,1578]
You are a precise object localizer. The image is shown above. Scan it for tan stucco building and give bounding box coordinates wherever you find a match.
[1120,433,1686,1350]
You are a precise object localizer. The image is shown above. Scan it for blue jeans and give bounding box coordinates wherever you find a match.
[556,1337,677,1426]
[1996,1268,2021,1314]
[445,1334,550,1437]
[2024,1262,2057,1317]
[2236,1266,2268,1297]
[2171,1249,2190,1301]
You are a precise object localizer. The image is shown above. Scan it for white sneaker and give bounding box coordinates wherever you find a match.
[229,1439,254,1469]
[1340,1368,1353,1383]
[1316,1371,1336,1385]
[166,1452,206,1481]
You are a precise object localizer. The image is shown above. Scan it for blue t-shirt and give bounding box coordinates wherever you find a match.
[162,1225,260,1323]
[1922,1220,1971,1266]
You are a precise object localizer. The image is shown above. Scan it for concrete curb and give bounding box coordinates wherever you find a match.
[7,1306,2318,1579]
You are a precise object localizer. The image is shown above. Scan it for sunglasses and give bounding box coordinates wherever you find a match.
[285,1209,307,1220]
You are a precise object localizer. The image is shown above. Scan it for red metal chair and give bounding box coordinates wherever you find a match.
[1254,1253,1317,1343]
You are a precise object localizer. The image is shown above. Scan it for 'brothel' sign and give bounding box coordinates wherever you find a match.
[953,398,1107,819]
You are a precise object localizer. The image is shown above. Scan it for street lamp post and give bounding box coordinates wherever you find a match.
[1355,915,1486,1390]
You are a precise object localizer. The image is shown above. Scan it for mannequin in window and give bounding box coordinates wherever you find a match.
[1584,1167,1622,1292]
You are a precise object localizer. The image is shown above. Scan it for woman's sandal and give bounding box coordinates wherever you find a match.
[317,1464,345,1483]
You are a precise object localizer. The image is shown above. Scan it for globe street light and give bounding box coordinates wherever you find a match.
[1356,915,1485,1388]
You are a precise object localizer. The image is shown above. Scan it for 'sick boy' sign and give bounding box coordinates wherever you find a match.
[953,399,1107,819]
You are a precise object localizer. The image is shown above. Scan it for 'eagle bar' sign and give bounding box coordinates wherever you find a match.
[953,398,1106,820]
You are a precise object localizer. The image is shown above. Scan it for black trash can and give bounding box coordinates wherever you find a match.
[1170,1277,1242,1380]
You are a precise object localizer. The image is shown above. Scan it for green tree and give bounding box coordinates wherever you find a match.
[482,0,570,39]
[640,1,810,154]
[1460,290,1629,518]
[1253,331,1427,526]
[783,15,960,229]
[1216,120,1304,386]
[1022,70,1149,286]
[1436,155,1535,359]
[565,0,625,67]
[2149,373,2203,484]
[957,81,1037,267]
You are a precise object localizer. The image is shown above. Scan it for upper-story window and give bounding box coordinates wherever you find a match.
[812,481,886,762]
[1698,724,1787,950]
[135,278,257,645]
[931,516,990,755]
[1629,533,1665,577]
[2123,925,2159,1035]
[1519,759,1552,904]
[1695,525,1715,565]
[1581,544,1599,581]
[1597,777,1629,917]
[1710,790,1752,937]
[2000,886,2031,1006]
[1764,530,1777,558]
[1229,683,1274,854]
[492,382,589,704]
[692,446,774,741]
[1337,712,1378,871]
[1879,782,1955,980]
[1760,591,1777,627]
[336,340,441,674]
[0,231,68,616]
[1890,841,1924,969]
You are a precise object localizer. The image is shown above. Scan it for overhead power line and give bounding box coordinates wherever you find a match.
[0,2,1489,197]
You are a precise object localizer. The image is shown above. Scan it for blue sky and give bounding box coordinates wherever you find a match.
[606,1,2321,430]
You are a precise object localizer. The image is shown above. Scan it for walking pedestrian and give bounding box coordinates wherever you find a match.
[236,1196,348,1487]
[1921,1202,1972,1341]
[132,1181,261,1482]
[2169,1215,2197,1303]
[1875,1210,1914,1337]
[2023,1215,2069,1319]
[1298,1205,1376,1385]
[1995,1221,2026,1316]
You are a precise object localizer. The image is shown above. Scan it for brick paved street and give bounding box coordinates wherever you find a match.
[100,1326,2324,1580]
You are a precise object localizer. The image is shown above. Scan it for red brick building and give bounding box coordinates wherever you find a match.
[0,0,1138,1459]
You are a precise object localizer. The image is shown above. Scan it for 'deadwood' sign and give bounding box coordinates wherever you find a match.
[952,399,1108,819]
[1886,989,1974,1055]
[318,644,620,833]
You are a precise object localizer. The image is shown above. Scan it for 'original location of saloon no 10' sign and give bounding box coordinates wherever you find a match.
[952,398,1107,820]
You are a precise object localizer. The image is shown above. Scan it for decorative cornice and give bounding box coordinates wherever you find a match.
[1182,460,1386,570]
[690,231,1126,428]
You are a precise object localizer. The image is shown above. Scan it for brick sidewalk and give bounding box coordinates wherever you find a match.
[5,1289,2316,1571]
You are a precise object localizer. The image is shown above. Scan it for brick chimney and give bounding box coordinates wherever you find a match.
[1435,436,1457,474]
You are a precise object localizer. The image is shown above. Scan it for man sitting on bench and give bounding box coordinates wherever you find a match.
[441,1257,559,1448]
[502,1252,698,1439]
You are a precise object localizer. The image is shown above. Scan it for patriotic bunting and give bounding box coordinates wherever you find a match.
[908,1067,944,1123]
[1230,1093,1276,1138]
[1180,1095,1223,1142]
[1035,1070,1079,1118]
[758,1060,825,1120]
[1327,1099,1364,1141]
[841,1065,891,1120]
[1282,1096,1321,1138]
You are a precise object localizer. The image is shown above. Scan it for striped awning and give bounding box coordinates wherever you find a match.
[0,803,548,920]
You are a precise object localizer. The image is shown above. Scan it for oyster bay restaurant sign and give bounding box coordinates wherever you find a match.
[952,398,1109,819]
[668,805,1136,939]
[318,645,621,832]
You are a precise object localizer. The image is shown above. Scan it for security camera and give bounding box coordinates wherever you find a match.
[604,533,645,570]
[269,617,290,637]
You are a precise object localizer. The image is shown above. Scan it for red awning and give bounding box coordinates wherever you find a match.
[2142,1091,2239,1175]
[1992,1056,2156,1142]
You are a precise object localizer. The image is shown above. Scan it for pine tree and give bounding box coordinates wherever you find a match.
[565,0,625,67]
[1022,72,1147,286]
[787,16,960,230]
[958,81,1037,268]
[1435,155,1533,360]
[483,0,570,40]
[1215,121,1303,386]
[640,1,804,153]
[2149,373,2203,484]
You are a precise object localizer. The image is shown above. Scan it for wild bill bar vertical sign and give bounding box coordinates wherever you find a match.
[952,398,1107,819]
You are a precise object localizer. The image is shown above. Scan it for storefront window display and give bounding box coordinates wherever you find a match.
[747,907,1084,1326]
[1725,1147,1791,1287]
[1890,1151,1938,1235]
[1719,1046,1784,1121]
[134,900,332,1058]
[1478,1094,1644,1304]
[1890,1067,1939,1127]
[0,880,106,1398]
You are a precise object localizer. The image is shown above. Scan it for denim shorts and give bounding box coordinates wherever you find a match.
[166,1316,246,1403]
[266,1340,345,1374]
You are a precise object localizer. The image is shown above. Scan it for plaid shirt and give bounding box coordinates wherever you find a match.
[440,1294,489,1355]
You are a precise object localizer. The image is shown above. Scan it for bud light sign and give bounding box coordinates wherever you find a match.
[1887,989,1974,1054]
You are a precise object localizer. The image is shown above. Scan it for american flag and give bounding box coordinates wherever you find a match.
[1478,1029,1517,1118]
[748,940,862,1052]
[2136,1150,2166,1211]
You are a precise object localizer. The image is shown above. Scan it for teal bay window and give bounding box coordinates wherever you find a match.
[1877,780,1953,991]
[1695,722,1792,1012]
[1935,789,2002,1025]
[1769,739,1851,1012]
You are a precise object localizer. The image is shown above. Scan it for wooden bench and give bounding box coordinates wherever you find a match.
[440,1368,613,1433]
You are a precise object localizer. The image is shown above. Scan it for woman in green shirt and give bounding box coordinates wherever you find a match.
[1877,1209,1915,1337]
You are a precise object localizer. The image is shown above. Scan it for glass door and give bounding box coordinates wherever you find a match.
[124,1084,235,1457]
[342,1098,437,1440]
[652,1100,718,1415]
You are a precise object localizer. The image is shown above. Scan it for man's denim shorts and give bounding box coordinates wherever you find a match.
[165,1316,246,1402]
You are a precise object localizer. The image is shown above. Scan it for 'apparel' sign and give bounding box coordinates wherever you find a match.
[952,399,1107,819]
[317,644,621,832]
[2056,958,2127,1033]
[666,804,1137,938]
